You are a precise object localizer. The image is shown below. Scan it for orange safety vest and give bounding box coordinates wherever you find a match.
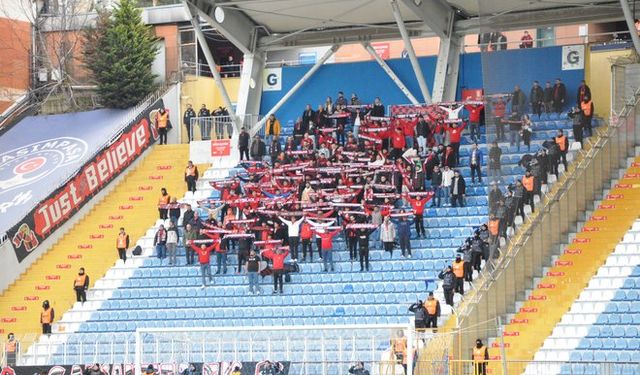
[41,308,53,324]
[159,195,170,205]
[522,176,534,192]
[6,341,16,353]
[452,261,464,278]
[581,101,592,116]
[117,233,128,249]
[393,338,406,354]
[74,274,87,288]
[425,299,438,315]
[473,346,487,363]
[157,112,169,128]
[555,135,567,152]
[185,166,196,177]
[488,219,500,236]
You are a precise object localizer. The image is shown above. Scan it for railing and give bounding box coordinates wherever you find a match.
[188,114,262,141]
[181,61,242,79]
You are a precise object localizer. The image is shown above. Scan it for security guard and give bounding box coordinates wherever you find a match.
[391,331,408,374]
[522,171,535,212]
[184,160,199,193]
[156,108,170,145]
[73,267,89,303]
[473,339,489,375]
[554,130,569,172]
[5,333,18,366]
[158,187,171,220]
[452,254,465,295]
[116,227,130,263]
[40,300,55,335]
[424,292,441,329]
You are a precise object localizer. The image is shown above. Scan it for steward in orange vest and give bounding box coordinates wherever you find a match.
[452,254,465,295]
[40,300,55,335]
[425,292,441,329]
[473,339,489,375]
[158,188,171,220]
[73,267,89,303]
[184,161,199,193]
[116,227,130,263]
[5,333,18,366]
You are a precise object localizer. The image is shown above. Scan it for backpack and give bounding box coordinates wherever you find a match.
[132,245,142,256]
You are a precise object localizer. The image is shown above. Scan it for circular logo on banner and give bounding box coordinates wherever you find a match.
[0,137,88,194]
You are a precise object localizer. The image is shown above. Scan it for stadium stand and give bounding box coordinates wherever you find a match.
[16,109,587,367]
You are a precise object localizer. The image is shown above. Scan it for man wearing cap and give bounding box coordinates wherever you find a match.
[424,292,441,329]
[438,266,455,306]
[473,339,489,375]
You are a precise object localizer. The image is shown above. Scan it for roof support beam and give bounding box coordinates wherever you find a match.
[255,45,339,131]
[432,11,461,103]
[362,42,420,105]
[399,0,456,39]
[185,0,257,55]
[183,1,239,131]
[236,51,266,135]
[390,0,431,104]
[620,0,640,57]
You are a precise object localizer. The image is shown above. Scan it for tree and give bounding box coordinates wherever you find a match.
[84,0,158,109]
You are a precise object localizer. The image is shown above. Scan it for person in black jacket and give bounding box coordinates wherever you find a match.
[529,81,544,118]
[183,104,196,142]
[488,141,502,183]
[450,170,466,207]
[543,81,554,114]
[348,362,370,375]
[409,300,427,329]
[269,137,282,163]
[73,267,89,303]
[301,104,315,130]
[438,266,455,306]
[552,78,566,113]
[238,127,250,160]
[430,165,443,207]
[198,104,211,140]
[250,135,266,161]
[511,85,526,116]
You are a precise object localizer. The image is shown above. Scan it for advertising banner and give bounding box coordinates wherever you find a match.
[1,360,290,375]
[6,100,164,262]
[211,139,231,157]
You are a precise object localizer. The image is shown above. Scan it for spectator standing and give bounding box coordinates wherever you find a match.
[246,250,262,294]
[370,97,385,117]
[442,166,454,206]
[568,106,584,148]
[183,104,196,142]
[185,161,199,193]
[166,222,179,265]
[491,97,506,141]
[543,81,554,114]
[279,216,305,261]
[576,80,591,105]
[169,197,180,225]
[530,81,544,118]
[262,247,289,293]
[521,115,533,152]
[5,333,18,366]
[464,101,484,143]
[155,108,170,145]
[158,188,171,220]
[580,95,594,137]
[316,228,341,272]
[505,114,522,152]
[357,227,374,272]
[519,30,533,48]
[73,267,89,303]
[497,32,507,50]
[265,114,281,144]
[184,224,197,265]
[511,85,526,116]
[380,216,396,258]
[116,227,130,263]
[395,215,412,258]
[552,78,567,113]
[450,170,466,207]
[40,300,54,335]
[430,165,443,207]
[489,141,502,183]
[300,220,314,262]
[238,127,250,160]
[404,193,431,238]
[425,292,441,329]
[198,104,211,140]
[301,104,315,131]
[250,135,266,161]
[237,230,252,274]
[154,224,167,260]
[215,235,228,275]
[415,115,429,151]
[408,300,427,330]
[452,254,465,295]
[444,122,466,166]
[190,242,214,288]
[469,143,483,184]
[438,266,455,306]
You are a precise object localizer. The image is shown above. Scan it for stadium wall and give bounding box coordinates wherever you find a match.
[259,46,585,125]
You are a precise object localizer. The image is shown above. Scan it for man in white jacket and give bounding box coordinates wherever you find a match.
[279,215,305,261]
[442,166,455,207]
[380,216,396,258]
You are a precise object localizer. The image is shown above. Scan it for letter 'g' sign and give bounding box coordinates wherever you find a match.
[562,45,584,71]
[263,68,282,91]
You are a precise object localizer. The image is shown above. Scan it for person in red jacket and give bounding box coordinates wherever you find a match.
[300,221,314,262]
[444,121,466,166]
[401,118,416,149]
[464,101,484,143]
[315,228,341,272]
[262,247,290,294]
[391,127,406,160]
[190,242,216,288]
[403,192,434,238]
